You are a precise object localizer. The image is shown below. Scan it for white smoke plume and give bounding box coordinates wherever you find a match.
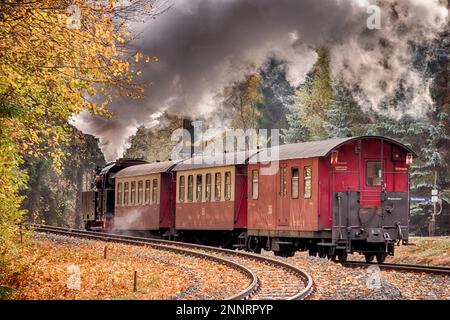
[113,209,150,231]
[73,0,448,161]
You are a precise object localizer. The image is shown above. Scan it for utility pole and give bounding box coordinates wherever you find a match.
[430,171,443,236]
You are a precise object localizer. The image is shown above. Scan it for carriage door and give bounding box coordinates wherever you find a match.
[277,162,289,226]
[359,158,385,228]
[361,160,384,207]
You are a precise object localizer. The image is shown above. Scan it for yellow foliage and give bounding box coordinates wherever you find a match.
[0,0,145,159]
[224,74,264,131]
[295,48,333,139]
[0,0,153,297]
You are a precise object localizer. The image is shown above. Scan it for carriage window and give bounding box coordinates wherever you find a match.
[145,180,151,204]
[196,174,202,202]
[137,181,143,205]
[130,181,136,205]
[187,175,194,202]
[205,173,212,201]
[117,182,122,206]
[152,179,158,204]
[215,172,221,201]
[124,182,129,206]
[304,166,312,199]
[291,168,299,199]
[366,161,382,186]
[179,176,185,202]
[251,170,259,200]
[225,171,231,200]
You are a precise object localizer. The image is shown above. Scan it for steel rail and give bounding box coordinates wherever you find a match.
[341,260,450,275]
[29,224,314,300]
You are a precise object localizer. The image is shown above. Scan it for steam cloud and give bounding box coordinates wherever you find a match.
[73,0,449,161]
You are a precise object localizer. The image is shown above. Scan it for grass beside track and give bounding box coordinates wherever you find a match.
[386,236,450,267]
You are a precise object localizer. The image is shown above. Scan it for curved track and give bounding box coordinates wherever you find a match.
[341,261,450,275]
[31,224,314,300]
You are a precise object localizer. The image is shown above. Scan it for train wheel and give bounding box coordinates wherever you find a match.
[253,247,262,254]
[246,237,262,254]
[364,253,375,263]
[327,247,336,261]
[318,249,326,259]
[376,253,387,264]
[338,251,347,263]
[308,247,317,257]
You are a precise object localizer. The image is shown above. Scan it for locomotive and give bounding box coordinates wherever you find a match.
[82,136,416,263]
[81,158,148,231]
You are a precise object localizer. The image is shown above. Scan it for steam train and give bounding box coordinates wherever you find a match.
[81,136,416,263]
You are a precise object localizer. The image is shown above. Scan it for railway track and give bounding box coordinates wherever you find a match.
[30,224,314,300]
[341,261,450,275]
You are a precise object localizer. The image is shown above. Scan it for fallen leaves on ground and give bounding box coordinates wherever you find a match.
[9,233,249,300]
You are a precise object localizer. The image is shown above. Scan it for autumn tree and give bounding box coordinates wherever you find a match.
[223,74,264,131]
[0,0,165,293]
[21,128,105,228]
[125,112,183,162]
[294,48,333,140]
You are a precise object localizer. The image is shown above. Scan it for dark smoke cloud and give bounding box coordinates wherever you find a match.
[73,0,448,161]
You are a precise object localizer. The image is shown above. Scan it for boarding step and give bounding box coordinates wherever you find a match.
[276,241,293,245]
[317,242,335,247]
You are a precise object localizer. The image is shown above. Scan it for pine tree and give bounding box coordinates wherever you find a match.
[257,59,295,132]
[324,82,369,138]
[282,74,312,143]
[426,23,450,235]
[282,103,310,143]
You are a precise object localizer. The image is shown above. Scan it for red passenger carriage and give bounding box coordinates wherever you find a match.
[113,161,177,233]
[247,136,415,261]
[171,152,256,246]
